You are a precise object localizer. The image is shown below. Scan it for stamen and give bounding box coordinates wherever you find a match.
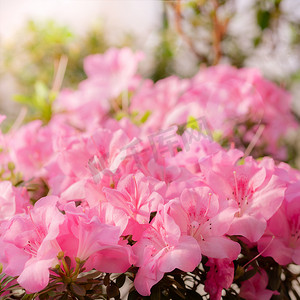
[133,175,139,202]
[243,235,275,268]
[204,192,212,218]
[233,171,239,206]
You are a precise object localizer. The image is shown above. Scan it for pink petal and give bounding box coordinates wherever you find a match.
[258,236,293,265]
[227,214,267,242]
[134,262,164,296]
[252,175,285,220]
[18,258,54,293]
[158,236,201,273]
[85,245,135,273]
[200,236,241,260]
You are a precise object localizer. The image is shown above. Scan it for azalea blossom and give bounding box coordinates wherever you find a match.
[0,196,64,293]
[167,187,241,260]
[57,202,135,273]
[103,171,166,240]
[240,268,278,300]
[201,155,286,242]
[133,205,201,296]
[204,258,234,300]
[257,183,300,265]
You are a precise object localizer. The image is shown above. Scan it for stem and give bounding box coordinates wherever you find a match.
[211,0,223,65]
[170,1,209,63]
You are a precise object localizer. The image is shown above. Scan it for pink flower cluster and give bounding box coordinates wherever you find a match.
[0,48,299,299]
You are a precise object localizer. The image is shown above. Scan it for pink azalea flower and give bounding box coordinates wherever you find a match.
[103,171,166,240]
[8,120,54,179]
[54,87,110,132]
[54,48,143,131]
[130,76,189,132]
[133,205,201,296]
[83,47,143,99]
[57,202,135,273]
[48,127,131,199]
[167,187,240,260]
[257,187,300,265]
[202,155,286,242]
[167,130,222,176]
[0,196,64,293]
[240,268,278,300]
[204,258,234,300]
[0,181,29,221]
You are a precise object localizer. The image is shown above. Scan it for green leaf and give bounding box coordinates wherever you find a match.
[39,293,50,300]
[238,268,257,282]
[150,284,160,300]
[185,290,203,299]
[57,293,68,300]
[34,81,49,108]
[234,265,245,281]
[268,265,282,290]
[128,289,143,300]
[140,111,151,124]
[13,94,32,105]
[104,273,110,286]
[70,283,86,296]
[76,270,102,282]
[253,36,262,47]
[257,9,271,30]
[186,116,200,131]
[107,282,120,299]
[64,256,72,271]
[116,274,126,288]
[1,275,18,287]
[169,286,185,299]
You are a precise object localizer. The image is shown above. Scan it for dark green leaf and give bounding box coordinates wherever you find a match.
[64,256,72,271]
[128,289,143,300]
[70,283,86,296]
[186,289,203,299]
[107,282,120,299]
[104,273,110,286]
[57,293,69,300]
[116,274,126,288]
[173,275,185,290]
[268,265,282,290]
[253,36,262,47]
[39,293,50,300]
[168,286,185,299]
[257,9,271,30]
[238,268,257,282]
[76,271,102,282]
[150,284,160,300]
[234,265,245,280]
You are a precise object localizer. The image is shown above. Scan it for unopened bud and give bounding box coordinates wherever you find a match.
[57,251,64,260]
[75,257,81,264]
[7,162,15,171]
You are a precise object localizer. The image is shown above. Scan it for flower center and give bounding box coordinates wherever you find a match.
[290,215,300,247]
[187,192,212,241]
[232,171,252,216]
[23,208,47,257]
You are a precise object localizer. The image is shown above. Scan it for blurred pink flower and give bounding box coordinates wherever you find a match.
[204,258,234,300]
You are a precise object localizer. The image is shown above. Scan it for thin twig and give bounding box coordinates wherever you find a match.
[243,124,265,158]
[171,1,209,63]
[9,106,27,132]
[52,55,68,94]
